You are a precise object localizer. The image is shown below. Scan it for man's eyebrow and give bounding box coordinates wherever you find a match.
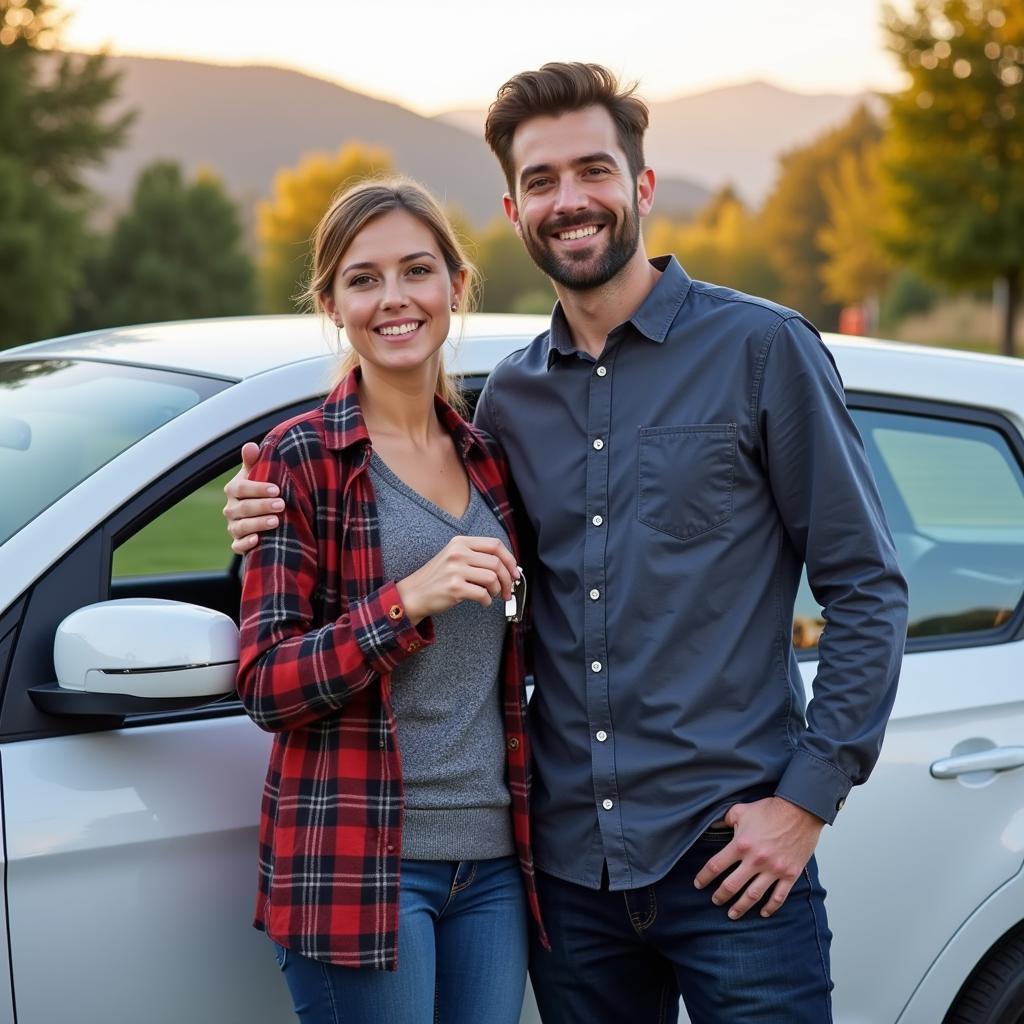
[340,252,437,275]
[519,153,620,187]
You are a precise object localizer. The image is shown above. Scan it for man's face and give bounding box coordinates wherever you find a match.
[504,105,649,291]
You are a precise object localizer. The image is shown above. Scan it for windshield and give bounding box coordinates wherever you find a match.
[0,359,227,546]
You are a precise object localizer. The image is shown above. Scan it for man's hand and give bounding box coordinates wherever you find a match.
[693,797,825,920]
[223,442,284,555]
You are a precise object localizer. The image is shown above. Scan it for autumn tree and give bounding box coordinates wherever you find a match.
[645,186,781,300]
[882,0,1024,356]
[759,106,882,327]
[79,162,255,328]
[472,218,552,314]
[0,0,131,346]
[258,143,392,313]
[818,145,894,326]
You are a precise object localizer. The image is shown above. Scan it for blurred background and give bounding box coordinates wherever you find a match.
[1,0,1021,355]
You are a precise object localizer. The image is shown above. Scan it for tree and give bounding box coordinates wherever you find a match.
[759,106,882,327]
[818,145,895,321]
[645,186,781,300]
[80,161,255,328]
[882,0,1024,356]
[472,218,552,313]
[258,143,392,313]
[0,0,131,346]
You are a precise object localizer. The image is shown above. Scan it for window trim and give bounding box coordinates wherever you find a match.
[795,392,1024,660]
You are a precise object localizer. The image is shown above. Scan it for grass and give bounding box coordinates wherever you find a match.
[113,469,238,577]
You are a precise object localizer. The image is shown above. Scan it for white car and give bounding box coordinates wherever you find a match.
[1,315,1022,1024]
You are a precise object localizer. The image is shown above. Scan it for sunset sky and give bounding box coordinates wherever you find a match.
[61,0,910,114]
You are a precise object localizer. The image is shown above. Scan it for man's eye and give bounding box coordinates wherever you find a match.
[526,178,551,191]
[585,167,609,177]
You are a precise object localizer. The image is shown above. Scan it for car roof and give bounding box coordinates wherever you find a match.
[2,314,552,381]
[3,313,1022,414]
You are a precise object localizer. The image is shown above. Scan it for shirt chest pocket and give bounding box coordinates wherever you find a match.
[636,424,737,541]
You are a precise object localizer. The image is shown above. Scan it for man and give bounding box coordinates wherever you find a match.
[225,63,907,1023]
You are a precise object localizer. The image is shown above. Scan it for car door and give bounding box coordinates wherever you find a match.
[801,396,1024,1023]
[0,413,314,1024]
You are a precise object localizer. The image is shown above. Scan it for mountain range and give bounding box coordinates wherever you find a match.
[81,55,878,225]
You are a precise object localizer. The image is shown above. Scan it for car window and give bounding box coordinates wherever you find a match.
[0,359,227,546]
[793,409,1024,650]
[112,467,239,577]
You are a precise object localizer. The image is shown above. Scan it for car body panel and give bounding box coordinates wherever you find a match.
[2,718,286,1024]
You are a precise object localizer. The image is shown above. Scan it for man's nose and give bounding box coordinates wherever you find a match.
[553,176,587,215]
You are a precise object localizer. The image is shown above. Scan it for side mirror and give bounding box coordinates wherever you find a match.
[29,598,239,721]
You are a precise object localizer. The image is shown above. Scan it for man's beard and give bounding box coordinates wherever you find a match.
[521,198,640,292]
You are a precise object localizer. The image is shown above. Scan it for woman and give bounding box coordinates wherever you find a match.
[236,178,545,1024]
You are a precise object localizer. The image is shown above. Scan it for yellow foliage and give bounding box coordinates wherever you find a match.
[257,142,393,313]
[818,145,894,306]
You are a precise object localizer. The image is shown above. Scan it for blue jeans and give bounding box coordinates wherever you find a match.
[272,856,528,1024]
[529,831,833,1024]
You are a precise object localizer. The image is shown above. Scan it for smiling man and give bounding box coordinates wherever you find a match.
[224,63,908,1024]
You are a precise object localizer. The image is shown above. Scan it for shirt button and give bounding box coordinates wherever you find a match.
[602,799,614,811]
[591,661,602,673]
[592,514,603,527]
[388,604,403,620]
[596,730,608,742]
[596,366,608,377]
[589,589,600,600]
[386,843,395,853]
[507,737,520,751]
[592,438,604,450]
[408,641,419,652]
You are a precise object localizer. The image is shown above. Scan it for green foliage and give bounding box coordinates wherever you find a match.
[881,0,1024,354]
[0,0,132,347]
[472,218,552,313]
[879,268,941,330]
[258,143,393,313]
[78,162,255,329]
[645,186,781,301]
[759,105,883,327]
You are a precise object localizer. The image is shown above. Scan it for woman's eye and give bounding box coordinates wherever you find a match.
[408,265,431,276]
[349,275,373,287]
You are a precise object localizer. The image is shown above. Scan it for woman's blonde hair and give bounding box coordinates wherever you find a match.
[306,177,478,412]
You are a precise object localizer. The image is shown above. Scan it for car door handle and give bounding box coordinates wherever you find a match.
[930,747,1024,779]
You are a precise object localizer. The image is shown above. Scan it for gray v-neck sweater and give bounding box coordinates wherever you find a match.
[369,453,514,861]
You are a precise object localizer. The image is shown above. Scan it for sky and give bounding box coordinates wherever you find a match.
[60,0,910,115]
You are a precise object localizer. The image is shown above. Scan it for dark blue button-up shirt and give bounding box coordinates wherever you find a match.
[474,256,908,891]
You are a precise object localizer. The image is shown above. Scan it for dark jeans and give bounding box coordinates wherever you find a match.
[273,856,528,1024]
[529,832,833,1024]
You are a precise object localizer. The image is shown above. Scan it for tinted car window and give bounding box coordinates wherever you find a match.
[794,409,1024,648]
[0,359,227,546]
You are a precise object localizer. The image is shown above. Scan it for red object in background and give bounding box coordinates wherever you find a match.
[839,305,866,335]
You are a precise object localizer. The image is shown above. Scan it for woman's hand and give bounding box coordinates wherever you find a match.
[396,537,520,625]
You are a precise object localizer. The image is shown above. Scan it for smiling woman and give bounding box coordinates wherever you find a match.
[232,176,543,1024]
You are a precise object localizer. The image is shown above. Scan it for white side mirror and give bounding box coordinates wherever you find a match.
[54,598,239,698]
[29,599,240,722]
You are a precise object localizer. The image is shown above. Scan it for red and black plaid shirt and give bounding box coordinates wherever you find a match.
[237,368,546,969]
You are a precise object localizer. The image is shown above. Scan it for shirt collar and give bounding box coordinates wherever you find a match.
[321,365,482,458]
[546,255,692,369]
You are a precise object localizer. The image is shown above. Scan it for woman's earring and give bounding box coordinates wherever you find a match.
[450,302,458,312]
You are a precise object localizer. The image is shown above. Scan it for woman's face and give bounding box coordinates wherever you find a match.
[323,208,462,378]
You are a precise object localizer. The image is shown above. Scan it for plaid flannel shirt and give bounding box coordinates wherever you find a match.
[237,368,546,969]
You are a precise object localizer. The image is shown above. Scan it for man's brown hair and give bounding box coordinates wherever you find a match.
[484,62,650,197]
